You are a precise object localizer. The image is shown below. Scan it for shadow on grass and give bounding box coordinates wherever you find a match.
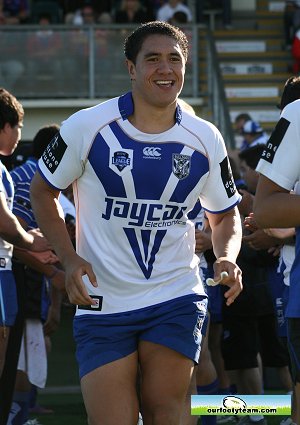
[29,393,87,425]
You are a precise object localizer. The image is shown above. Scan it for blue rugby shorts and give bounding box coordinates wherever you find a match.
[73,294,208,379]
[0,270,18,327]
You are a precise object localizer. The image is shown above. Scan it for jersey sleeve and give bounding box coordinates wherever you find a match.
[199,129,241,213]
[37,110,89,190]
[256,100,300,191]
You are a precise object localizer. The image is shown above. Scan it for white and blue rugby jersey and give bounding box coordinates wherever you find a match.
[188,200,208,273]
[37,92,241,315]
[11,158,38,229]
[256,99,300,318]
[0,161,15,270]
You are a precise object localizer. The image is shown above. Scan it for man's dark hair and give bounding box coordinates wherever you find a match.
[124,21,189,64]
[0,88,24,130]
[234,113,252,123]
[278,76,300,110]
[32,123,60,158]
[238,144,265,170]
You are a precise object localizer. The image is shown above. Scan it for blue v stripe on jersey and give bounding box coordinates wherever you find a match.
[88,132,127,198]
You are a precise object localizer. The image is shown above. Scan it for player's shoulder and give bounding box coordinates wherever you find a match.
[180,109,223,142]
[282,98,300,120]
[60,96,121,141]
[62,96,120,129]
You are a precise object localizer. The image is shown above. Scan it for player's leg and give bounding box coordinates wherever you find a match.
[73,312,145,425]
[0,326,10,377]
[287,318,300,425]
[81,351,140,425]
[138,294,208,424]
[139,340,195,425]
[0,271,18,377]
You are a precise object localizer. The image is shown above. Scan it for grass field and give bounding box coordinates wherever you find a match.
[29,307,289,425]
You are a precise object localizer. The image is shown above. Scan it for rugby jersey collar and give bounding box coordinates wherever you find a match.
[118,91,182,125]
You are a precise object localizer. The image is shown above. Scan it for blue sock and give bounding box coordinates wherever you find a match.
[7,391,30,425]
[218,386,232,395]
[197,379,219,425]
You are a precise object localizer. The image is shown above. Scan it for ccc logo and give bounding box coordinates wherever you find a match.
[143,147,161,157]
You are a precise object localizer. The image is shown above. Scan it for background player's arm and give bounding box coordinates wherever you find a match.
[254,175,300,228]
[206,206,243,305]
[0,192,50,251]
[30,172,97,305]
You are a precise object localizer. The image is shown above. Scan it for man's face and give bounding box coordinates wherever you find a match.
[127,34,186,108]
[0,122,23,156]
[240,160,259,193]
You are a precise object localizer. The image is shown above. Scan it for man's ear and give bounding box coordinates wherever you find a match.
[126,59,136,81]
[2,122,11,134]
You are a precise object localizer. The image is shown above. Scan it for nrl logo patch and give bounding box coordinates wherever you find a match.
[172,153,191,180]
[112,151,131,171]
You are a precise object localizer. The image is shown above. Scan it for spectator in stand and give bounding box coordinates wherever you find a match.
[291,27,300,73]
[67,2,98,25]
[156,0,193,23]
[239,120,269,151]
[196,0,232,30]
[0,0,30,24]
[234,112,252,135]
[283,0,300,49]
[62,0,112,20]
[0,31,24,91]
[114,0,154,24]
[26,13,64,92]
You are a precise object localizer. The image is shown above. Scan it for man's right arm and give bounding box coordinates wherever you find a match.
[30,172,97,305]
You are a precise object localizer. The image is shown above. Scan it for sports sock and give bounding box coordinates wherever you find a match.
[6,391,30,425]
[197,379,219,425]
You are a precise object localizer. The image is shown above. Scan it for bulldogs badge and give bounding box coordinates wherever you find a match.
[172,153,191,180]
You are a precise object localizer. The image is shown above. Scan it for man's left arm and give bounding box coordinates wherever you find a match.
[206,206,243,305]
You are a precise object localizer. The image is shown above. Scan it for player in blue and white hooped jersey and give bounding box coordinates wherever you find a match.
[0,88,51,382]
[30,22,242,425]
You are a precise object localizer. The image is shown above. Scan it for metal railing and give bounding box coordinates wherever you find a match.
[0,23,235,147]
[0,24,198,99]
[205,29,236,149]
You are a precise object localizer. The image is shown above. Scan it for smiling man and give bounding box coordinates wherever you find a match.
[30,21,242,425]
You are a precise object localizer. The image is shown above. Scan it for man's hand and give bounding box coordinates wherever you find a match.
[213,257,243,306]
[243,229,280,251]
[26,250,59,264]
[195,229,212,253]
[64,254,98,306]
[28,228,52,252]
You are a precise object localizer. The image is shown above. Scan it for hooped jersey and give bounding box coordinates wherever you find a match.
[0,161,14,270]
[37,92,241,315]
[256,99,300,318]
